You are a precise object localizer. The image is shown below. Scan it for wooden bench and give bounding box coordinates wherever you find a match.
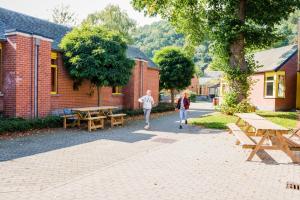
[227,123,256,149]
[85,116,107,132]
[62,114,80,129]
[108,113,126,127]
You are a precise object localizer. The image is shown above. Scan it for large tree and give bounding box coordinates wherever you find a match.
[51,3,77,26]
[82,4,136,43]
[154,47,195,104]
[59,25,135,105]
[132,0,300,108]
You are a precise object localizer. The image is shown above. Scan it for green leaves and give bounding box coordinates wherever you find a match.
[59,25,135,89]
[153,46,195,90]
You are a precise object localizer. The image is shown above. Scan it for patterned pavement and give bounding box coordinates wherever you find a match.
[0,102,299,200]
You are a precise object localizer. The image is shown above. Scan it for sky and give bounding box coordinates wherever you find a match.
[0,0,161,26]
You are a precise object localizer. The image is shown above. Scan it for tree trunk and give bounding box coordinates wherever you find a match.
[97,86,102,106]
[229,0,247,102]
[170,89,175,104]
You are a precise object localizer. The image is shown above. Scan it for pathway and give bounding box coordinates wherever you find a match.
[0,102,299,200]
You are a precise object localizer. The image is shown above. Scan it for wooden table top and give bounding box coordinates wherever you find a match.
[235,113,288,132]
[72,106,118,112]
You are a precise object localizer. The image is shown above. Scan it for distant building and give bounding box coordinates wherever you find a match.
[199,69,223,99]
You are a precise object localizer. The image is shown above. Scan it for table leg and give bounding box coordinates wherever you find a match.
[235,118,241,125]
[276,132,300,163]
[247,131,267,161]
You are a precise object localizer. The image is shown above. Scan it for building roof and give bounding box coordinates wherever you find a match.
[126,45,157,69]
[0,7,157,68]
[0,7,71,50]
[254,44,298,73]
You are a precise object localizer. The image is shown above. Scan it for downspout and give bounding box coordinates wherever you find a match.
[140,60,144,108]
[34,38,40,118]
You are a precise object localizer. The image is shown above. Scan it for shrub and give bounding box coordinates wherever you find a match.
[189,92,197,102]
[220,92,254,115]
[0,116,62,134]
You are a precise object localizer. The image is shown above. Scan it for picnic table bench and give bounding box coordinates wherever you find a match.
[71,106,126,131]
[227,113,300,163]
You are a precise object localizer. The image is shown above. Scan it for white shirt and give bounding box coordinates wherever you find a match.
[138,95,154,109]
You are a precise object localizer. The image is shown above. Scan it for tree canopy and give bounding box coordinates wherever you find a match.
[133,21,211,76]
[132,0,300,112]
[154,46,195,103]
[82,4,137,43]
[59,25,135,104]
[51,3,77,26]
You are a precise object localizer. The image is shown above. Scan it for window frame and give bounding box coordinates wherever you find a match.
[50,52,58,95]
[112,86,123,95]
[264,71,285,98]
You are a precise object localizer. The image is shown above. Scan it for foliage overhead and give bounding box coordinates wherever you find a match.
[51,3,77,26]
[132,0,300,111]
[154,46,195,91]
[59,25,135,89]
[82,4,137,43]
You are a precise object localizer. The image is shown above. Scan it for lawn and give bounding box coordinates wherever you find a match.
[189,111,298,130]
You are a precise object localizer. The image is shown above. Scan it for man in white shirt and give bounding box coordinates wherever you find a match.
[138,90,154,129]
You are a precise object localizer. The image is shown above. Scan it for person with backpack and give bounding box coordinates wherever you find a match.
[176,92,190,129]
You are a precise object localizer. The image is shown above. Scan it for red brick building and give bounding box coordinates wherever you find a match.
[220,45,298,111]
[0,7,159,118]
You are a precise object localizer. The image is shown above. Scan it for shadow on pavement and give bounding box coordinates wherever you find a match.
[0,102,216,162]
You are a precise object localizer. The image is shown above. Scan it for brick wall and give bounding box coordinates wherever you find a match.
[1,36,160,118]
[187,76,200,94]
[275,54,297,111]
[249,53,297,111]
[51,55,159,112]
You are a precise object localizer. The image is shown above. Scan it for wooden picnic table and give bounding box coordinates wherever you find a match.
[235,113,300,163]
[72,106,118,131]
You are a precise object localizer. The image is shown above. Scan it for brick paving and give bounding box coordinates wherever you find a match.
[0,102,299,200]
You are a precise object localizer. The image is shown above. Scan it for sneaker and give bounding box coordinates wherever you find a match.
[179,125,182,129]
[144,125,150,130]
[185,120,188,124]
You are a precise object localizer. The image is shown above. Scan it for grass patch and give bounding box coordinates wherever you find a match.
[189,111,298,130]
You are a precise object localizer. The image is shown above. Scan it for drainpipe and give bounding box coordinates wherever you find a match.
[34,38,40,118]
[140,60,144,109]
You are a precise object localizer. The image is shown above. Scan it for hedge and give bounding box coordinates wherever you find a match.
[0,116,62,134]
[0,103,175,134]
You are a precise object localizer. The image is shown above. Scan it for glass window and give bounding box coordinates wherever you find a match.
[51,52,58,94]
[264,72,285,98]
[112,86,122,94]
[265,74,275,97]
[277,75,285,97]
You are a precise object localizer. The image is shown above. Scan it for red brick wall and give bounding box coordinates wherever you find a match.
[1,36,159,118]
[249,53,297,111]
[51,56,159,112]
[2,35,18,117]
[275,54,297,111]
[187,76,200,94]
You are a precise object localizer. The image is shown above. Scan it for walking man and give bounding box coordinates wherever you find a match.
[176,92,190,129]
[138,90,154,129]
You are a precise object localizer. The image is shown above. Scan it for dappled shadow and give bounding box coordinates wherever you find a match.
[0,129,156,162]
[0,102,215,162]
[257,112,297,120]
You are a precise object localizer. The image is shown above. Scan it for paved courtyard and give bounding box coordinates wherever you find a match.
[0,102,299,200]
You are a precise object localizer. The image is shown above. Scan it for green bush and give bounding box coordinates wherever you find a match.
[220,92,254,115]
[117,102,175,116]
[189,93,197,102]
[0,116,62,134]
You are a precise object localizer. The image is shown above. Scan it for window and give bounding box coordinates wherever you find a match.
[112,86,122,94]
[264,71,285,98]
[51,52,58,94]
